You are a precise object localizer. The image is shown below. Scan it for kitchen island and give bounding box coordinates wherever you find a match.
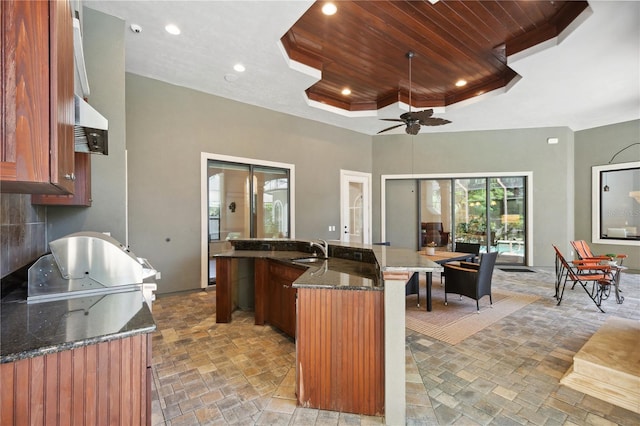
[215,239,437,424]
[0,288,155,425]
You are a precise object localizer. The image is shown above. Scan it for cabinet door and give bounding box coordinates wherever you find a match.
[32,152,91,206]
[268,275,284,330]
[267,261,303,339]
[48,0,75,193]
[282,284,298,338]
[1,0,75,194]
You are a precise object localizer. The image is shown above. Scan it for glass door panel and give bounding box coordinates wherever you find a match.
[454,178,488,252]
[253,166,289,238]
[491,177,525,264]
[419,180,452,248]
[208,161,251,242]
[348,180,364,243]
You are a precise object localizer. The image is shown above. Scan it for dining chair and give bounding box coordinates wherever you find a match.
[443,251,498,312]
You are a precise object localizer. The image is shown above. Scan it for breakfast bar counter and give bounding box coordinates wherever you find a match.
[215,239,436,421]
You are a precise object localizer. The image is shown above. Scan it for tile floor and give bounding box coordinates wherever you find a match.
[150,267,640,425]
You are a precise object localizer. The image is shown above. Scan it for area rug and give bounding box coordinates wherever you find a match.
[405,282,540,345]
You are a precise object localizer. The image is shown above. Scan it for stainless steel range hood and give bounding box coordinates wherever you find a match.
[73,17,108,155]
[75,95,108,155]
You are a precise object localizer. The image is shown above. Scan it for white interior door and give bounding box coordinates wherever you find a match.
[340,170,372,244]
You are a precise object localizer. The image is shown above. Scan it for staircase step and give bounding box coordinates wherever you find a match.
[560,316,640,414]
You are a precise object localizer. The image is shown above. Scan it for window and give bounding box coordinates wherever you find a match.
[592,162,640,245]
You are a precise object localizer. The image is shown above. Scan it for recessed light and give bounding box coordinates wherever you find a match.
[455,79,467,87]
[547,137,559,144]
[341,88,351,96]
[165,24,181,35]
[233,64,246,73]
[322,3,337,15]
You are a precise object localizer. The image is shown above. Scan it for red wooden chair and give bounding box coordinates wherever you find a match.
[552,245,620,313]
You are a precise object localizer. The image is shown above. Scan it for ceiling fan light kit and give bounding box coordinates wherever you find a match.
[377,51,452,135]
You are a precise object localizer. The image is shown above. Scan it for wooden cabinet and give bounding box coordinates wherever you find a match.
[216,257,303,339]
[1,0,75,195]
[32,152,92,206]
[0,333,151,425]
[267,261,304,339]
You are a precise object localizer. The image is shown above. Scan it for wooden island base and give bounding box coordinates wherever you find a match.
[296,287,384,416]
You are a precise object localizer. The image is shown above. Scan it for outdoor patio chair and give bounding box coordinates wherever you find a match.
[443,251,498,312]
[552,245,622,313]
[570,240,627,266]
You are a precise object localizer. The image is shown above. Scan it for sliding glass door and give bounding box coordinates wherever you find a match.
[420,176,527,265]
[208,161,290,241]
[207,160,290,284]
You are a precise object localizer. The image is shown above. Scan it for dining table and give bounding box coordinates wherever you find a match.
[413,250,477,311]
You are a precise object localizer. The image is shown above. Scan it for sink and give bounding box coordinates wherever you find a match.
[292,256,327,264]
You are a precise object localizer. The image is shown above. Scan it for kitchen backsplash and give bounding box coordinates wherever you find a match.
[1,194,47,278]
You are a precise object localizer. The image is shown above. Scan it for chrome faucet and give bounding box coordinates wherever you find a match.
[310,239,328,258]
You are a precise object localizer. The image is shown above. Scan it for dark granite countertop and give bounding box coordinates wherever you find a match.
[215,239,438,291]
[1,289,156,364]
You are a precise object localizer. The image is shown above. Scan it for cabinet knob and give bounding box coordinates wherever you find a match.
[64,173,76,181]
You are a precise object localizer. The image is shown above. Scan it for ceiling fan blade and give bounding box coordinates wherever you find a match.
[410,109,434,121]
[420,117,452,126]
[379,118,406,123]
[377,123,405,134]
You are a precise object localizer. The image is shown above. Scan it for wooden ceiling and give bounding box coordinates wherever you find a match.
[280,1,589,112]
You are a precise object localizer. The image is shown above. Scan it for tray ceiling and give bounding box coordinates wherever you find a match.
[281,1,588,112]
[83,1,640,135]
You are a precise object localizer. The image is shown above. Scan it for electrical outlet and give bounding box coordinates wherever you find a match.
[156,272,161,280]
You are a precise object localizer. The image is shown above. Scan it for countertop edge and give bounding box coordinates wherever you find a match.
[1,324,157,364]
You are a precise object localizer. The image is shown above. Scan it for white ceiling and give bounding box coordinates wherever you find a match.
[84,1,640,136]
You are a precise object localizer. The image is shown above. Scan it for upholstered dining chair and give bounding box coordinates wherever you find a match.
[443,251,498,312]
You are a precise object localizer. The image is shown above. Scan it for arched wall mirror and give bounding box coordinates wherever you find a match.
[592,161,640,246]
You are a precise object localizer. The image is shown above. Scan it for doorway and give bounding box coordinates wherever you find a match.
[381,172,532,265]
[340,170,372,244]
[200,153,295,288]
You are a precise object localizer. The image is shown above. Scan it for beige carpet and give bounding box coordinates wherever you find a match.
[405,280,540,345]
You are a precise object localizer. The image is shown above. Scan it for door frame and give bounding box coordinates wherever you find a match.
[340,169,372,244]
[380,171,534,264]
[200,152,296,289]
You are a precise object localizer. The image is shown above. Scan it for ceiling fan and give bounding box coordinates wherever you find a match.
[377,51,451,135]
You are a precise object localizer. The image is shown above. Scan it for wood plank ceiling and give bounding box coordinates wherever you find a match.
[280,0,589,112]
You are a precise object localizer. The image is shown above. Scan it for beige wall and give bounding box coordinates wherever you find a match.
[125,74,372,294]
